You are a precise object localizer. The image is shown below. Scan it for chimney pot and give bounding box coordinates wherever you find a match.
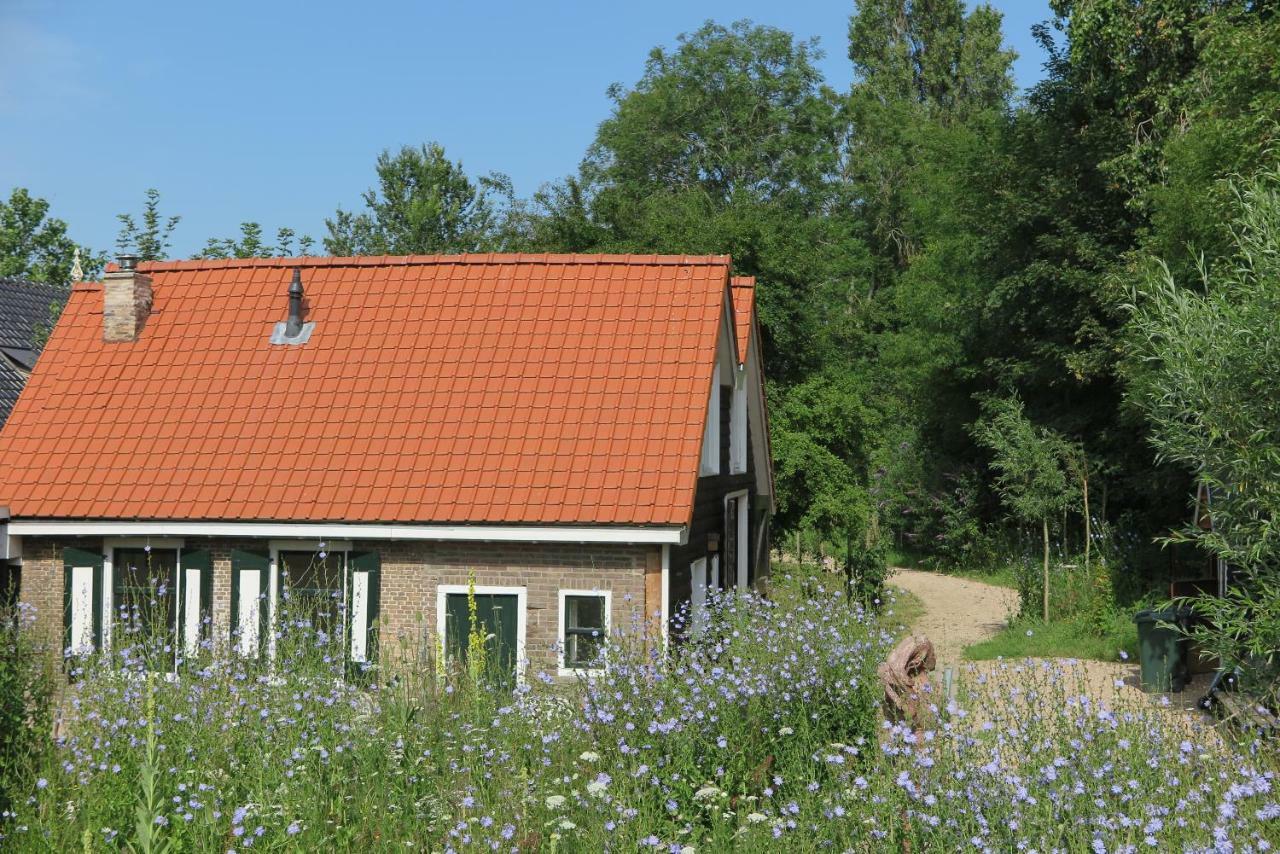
[286,268,304,338]
[117,253,139,272]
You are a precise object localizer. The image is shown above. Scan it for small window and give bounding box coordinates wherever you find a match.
[560,591,609,673]
[279,550,345,638]
[112,547,178,649]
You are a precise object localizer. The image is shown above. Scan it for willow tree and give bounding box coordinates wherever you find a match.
[1124,168,1280,704]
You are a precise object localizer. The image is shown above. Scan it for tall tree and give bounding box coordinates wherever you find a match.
[324,143,511,255]
[116,188,181,261]
[0,188,103,284]
[561,20,858,386]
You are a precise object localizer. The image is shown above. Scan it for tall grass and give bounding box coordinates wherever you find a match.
[0,575,1274,851]
[0,602,54,819]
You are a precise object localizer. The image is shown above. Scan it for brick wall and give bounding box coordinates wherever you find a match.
[18,536,657,675]
[367,539,652,674]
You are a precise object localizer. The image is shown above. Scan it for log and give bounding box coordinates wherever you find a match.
[878,634,937,730]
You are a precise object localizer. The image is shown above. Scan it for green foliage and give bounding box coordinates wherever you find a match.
[324,143,512,255]
[5,579,1274,850]
[115,189,181,261]
[1125,167,1280,705]
[0,602,54,818]
[0,188,103,284]
[195,223,315,259]
[970,395,1076,527]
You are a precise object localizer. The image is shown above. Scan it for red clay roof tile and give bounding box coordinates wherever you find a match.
[730,276,756,364]
[0,254,736,527]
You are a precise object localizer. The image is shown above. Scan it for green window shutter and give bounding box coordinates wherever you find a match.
[347,550,381,680]
[62,546,104,659]
[230,549,270,659]
[180,548,213,662]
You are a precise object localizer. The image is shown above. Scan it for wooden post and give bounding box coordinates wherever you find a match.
[1082,474,1091,575]
[1042,517,1050,622]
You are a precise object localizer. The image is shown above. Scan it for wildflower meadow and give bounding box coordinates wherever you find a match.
[0,574,1276,852]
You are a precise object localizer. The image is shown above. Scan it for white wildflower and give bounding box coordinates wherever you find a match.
[747,812,767,824]
[544,795,566,810]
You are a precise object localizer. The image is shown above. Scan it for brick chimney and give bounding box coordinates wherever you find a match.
[102,254,153,343]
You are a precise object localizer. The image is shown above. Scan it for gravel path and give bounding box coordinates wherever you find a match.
[889,568,1018,665]
[889,567,1214,714]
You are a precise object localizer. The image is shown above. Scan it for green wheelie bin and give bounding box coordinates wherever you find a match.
[1134,609,1188,692]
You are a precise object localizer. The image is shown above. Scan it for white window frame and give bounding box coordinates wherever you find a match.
[436,584,528,683]
[700,363,721,475]
[268,539,351,663]
[730,366,747,474]
[557,588,612,677]
[724,490,750,590]
[103,537,185,666]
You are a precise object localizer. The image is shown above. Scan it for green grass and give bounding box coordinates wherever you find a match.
[941,564,1019,590]
[964,610,1139,662]
[883,585,925,640]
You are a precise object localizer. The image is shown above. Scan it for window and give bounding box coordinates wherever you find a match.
[700,363,721,475]
[278,550,345,640]
[112,547,178,648]
[438,585,527,684]
[85,539,209,673]
[559,590,610,674]
[730,368,747,474]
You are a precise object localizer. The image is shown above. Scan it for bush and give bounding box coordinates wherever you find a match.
[0,602,54,818]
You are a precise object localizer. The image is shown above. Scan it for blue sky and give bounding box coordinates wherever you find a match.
[1,0,1053,258]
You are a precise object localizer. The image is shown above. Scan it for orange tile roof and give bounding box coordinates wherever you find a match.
[0,254,735,527]
[730,277,755,363]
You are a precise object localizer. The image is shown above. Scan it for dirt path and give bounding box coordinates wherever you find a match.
[889,567,1214,715]
[889,568,1018,665]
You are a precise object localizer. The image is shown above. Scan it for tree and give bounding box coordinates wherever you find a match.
[196,224,315,259]
[324,143,511,255]
[1124,167,1280,705]
[971,394,1077,620]
[0,188,103,284]
[116,189,181,261]
[563,20,855,387]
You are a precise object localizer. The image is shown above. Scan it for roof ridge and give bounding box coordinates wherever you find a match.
[132,253,734,273]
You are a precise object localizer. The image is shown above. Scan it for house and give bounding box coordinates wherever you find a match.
[0,253,773,678]
[0,276,65,426]
[0,276,67,603]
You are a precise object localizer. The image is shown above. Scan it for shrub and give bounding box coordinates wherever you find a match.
[0,602,53,819]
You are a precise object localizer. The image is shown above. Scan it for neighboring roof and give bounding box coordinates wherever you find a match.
[0,277,66,425]
[0,277,65,351]
[730,276,755,363]
[0,254,734,527]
